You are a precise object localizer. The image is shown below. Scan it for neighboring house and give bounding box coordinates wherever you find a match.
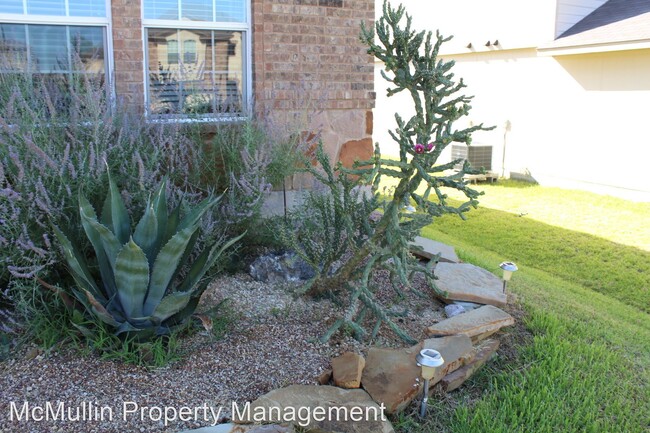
[0,0,376,188]
[374,0,650,200]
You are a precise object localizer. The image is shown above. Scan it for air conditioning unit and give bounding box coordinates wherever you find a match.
[451,144,493,171]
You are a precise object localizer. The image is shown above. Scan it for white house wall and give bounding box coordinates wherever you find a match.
[373,0,650,200]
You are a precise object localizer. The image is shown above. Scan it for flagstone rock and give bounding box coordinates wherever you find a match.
[178,423,291,433]
[331,352,365,389]
[438,339,500,392]
[361,335,474,414]
[232,385,393,433]
[426,305,514,343]
[423,335,477,384]
[409,236,459,263]
[434,263,507,306]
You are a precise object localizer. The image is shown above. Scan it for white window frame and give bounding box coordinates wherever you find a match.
[0,1,114,96]
[141,0,252,120]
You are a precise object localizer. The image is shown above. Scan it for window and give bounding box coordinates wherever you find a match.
[167,39,179,64]
[143,0,249,117]
[183,39,197,64]
[0,1,110,81]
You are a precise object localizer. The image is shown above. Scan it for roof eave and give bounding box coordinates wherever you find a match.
[538,38,650,56]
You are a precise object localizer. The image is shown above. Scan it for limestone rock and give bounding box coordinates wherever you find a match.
[361,335,474,414]
[232,385,393,433]
[331,352,365,389]
[409,236,460,263]
[434,263,507,306]
[423,335,477,384]
[426,305,514,342]
[439,339,500,392]
[360,346,421,414]
[317,369,333,385]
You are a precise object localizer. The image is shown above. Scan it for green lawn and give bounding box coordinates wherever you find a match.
[395,181,650,432]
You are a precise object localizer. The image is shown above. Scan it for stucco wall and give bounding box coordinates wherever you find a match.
[373,1,650,200]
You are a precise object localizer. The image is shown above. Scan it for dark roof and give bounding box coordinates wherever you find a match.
[548,0,650,49]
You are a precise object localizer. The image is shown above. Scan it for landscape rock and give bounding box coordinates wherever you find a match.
[331,352,365,389]
[434,263,507,306]
[426,305,514,343]
[232,385,393,433]
[178,423,292,433]
[444,304,466,318]
[361,335,474,414]
[409,236,460,263]
[438,339,500,392]
[423,335,477,384]
[317,369,333,385]
[452,301,483,311]
[249,252,315,283]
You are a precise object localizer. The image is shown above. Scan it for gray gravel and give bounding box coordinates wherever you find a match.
[0,272,445,433]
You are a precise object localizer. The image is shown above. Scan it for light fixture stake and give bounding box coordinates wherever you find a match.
[499,261,518,293]
[416,349,444,418]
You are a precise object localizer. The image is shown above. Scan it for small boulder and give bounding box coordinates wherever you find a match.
[249,252,315,283]
[316,369,333,385]
[331,352,365,389]
[444,304,466,318]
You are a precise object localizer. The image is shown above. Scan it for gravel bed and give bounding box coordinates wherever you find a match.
[0,271,446,433]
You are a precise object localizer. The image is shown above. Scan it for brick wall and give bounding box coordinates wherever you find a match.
[109,0,375,172]
[111,0,144,112]
[252,0,376,179]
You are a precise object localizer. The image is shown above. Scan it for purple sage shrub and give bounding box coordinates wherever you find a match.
[0,65,210,301]
[204,107,317,236]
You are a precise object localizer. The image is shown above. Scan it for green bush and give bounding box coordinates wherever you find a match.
[51,175,242,341]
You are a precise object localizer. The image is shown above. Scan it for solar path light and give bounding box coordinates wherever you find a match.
[416,348,444,418]
[499,261,518,293]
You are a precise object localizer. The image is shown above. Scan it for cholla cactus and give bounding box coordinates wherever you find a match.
[297,1,493,343]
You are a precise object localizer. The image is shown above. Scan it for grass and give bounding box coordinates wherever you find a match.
[423,181,650,313]
[393,181,650,432]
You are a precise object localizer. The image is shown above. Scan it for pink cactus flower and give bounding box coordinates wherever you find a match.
[414,143,425,154]
[426,142,435,151]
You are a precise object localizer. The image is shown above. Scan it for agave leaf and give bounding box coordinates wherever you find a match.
[114,239,149,320]
[165,294,202,326]
[102,171,131,245]
[79,194,118,300]
[51,224,105,303]
[152,291,193,322]
[152,178,168,237]
[178,231,244,293]
[144,226,197,315]
[133,200,158,264]
[177,195,220,232]
[163,200,182,247]
[84,290,121,327]
[151,178,169,257]
[80,200,122,272]
[167,229,200,289]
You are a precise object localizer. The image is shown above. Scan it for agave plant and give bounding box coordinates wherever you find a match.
[52,175,241,340]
